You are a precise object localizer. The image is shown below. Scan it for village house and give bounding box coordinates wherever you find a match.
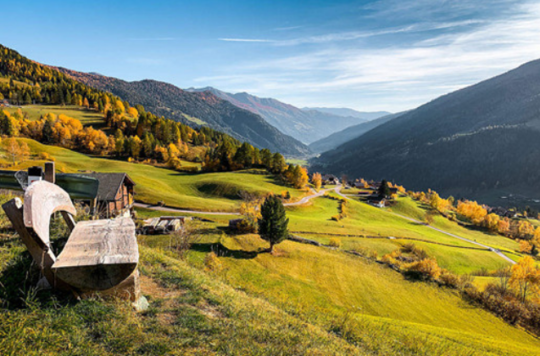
[78,172,136,218]
[321,174,340,185]
[489,206,517,218]
[367,195,387,208]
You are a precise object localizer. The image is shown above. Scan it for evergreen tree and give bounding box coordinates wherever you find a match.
[42,119,54,144]
[258,195,289,253]
[378,179,391,197]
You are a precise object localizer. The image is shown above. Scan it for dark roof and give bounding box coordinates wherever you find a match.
[78,173,135,201]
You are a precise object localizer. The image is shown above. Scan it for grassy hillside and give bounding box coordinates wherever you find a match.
[4,105,104,126]
[1,138,539,354]
[0,138,304,212]
[2,200,539,355]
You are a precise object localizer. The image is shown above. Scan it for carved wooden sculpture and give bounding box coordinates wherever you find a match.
[2,180,140,301]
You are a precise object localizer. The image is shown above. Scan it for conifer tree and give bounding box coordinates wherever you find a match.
[378,179,391,197]
[258,195,289,253]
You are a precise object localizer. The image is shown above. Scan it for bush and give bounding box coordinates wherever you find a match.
[439,270,460,287]
[236,218,258,234]
[39,152,55,161]
[403,258,441,280]
[204,252,223,272]
[328,238,341,248]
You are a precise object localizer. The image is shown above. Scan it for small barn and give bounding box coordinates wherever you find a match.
[80,173,136,218]
[322,174,340,185]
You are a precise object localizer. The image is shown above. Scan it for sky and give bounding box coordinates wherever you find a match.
[2,0,540,112]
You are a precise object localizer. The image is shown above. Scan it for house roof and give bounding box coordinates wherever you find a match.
[78,173,135,202]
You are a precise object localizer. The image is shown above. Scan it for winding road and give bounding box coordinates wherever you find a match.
[136,184,515,265]
[334,185,516,265]
[134,187,333,215]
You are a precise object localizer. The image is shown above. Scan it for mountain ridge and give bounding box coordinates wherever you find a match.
[187,87,389,144]
[312,58,540,207]
[54,68,311,157]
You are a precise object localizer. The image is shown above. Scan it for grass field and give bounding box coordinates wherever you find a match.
[5,105,106,128]
[215,233,540,355]
[2,136,539,354]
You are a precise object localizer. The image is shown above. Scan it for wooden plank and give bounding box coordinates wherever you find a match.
[23,181,77,246]
[52,217,138,290]
[2,198,71,291]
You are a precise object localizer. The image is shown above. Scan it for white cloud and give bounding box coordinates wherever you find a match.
[218,38,276,43]
[204,1,540,111]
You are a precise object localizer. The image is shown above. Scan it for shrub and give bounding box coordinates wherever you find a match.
[39,152,55,161]
[204,252,223,272]
[439,270,460,287]
[236,218,258,234]
[403,258,441,280]
[328,238,341,248]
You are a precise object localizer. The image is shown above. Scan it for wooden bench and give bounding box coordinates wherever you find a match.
[3,181,140,301]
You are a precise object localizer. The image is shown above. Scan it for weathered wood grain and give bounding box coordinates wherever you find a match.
[2,198,71,291]
[23,181,77,246]
[52,217,138,290]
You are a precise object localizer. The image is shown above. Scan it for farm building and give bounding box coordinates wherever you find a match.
[78,172,136,218]
[322,174,340,185]
[140,216,192,235]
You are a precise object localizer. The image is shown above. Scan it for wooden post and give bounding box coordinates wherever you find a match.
[44,162,55,183]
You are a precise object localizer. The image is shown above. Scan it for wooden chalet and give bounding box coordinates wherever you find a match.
[322,174,340,185]
[79,173,135,218]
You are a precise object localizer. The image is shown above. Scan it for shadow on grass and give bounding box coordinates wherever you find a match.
[0,250,74,310]
[191,242,260,259]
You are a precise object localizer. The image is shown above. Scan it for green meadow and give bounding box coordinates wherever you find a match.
[4,105,106,127]
[0,134,538,355]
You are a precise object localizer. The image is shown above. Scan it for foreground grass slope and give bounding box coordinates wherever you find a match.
[1,212,539,355]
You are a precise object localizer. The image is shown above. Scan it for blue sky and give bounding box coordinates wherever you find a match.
[2,0,540,112]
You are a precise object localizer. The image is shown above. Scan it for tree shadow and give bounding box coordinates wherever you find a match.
[0,250,74,311]
[191,242,260,259]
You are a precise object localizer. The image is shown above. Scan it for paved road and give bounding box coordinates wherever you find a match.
[391,211,516,265]
[134,202,240,215]
[334,185,515,265]
[134,188,332,215]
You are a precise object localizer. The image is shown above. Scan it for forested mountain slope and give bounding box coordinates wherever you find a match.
[187,87,383,144]
[309,112,405,154]
[313,59,540,207]
[55,69,310,157]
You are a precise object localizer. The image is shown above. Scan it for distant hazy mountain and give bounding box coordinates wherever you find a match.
[187,87,387,144]
[309,112,405,154]
[55,69,310,157]
[303,107,391,121]
[312,58,540,207]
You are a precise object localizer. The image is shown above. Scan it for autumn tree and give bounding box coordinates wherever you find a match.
[258,195,289,253]
[5,138,24,164]
[271,153,287,174]
[312,172,322,191]
[510,256,540,303]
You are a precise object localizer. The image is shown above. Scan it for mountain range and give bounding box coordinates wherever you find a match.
[54,68,310,157]
[302,107,390,121]
[187,87,389,144]
[312,58,540,207]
